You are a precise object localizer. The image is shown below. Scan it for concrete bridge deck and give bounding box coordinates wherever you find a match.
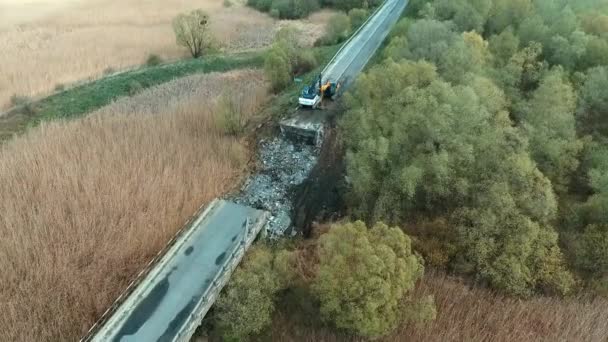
[84,200,269,342]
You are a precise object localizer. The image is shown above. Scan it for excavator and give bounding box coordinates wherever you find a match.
[298,74,341,109]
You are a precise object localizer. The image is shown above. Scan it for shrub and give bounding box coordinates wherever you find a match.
[312,221,432,338]
[293,49,318,74]
[573,224,608,277]
[268,0,320,19]
[348,8,368,29]
[270,8,280,18]
[248,0,273,12]
[10,94,36,115]
[145,54,163,66]
[318,12,351,45]
[54,83,66,92]
[215,246,295,340]
[265,48,292,92]
[223,0,233,7]
[214,91,248,136]
[127,80,144,96]
[10,94,31,107]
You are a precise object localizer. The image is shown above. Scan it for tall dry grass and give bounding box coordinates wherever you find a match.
[0,69,267,341]
[270,271,608,341]
[0,0,332,110]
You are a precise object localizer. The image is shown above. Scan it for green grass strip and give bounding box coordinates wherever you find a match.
[35,51,265,122]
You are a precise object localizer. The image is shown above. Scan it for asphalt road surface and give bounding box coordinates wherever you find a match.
[89,200,268,342]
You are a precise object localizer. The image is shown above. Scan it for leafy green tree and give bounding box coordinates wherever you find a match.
[487,0,533,34]
[248,0,273,12]
[172,9,213,58]
[520,68,582,191]
[348,8,368,29]
[322,0,381,11]
[318,12,352,45]
[578,66,608,135]
[581,35,608,69]
[404,19,458,66]
[265,47,292,92]
[489,28,520,65]
[312,221,433,338]
[341,58,573,295]
[454,183,574,296]
[573,224,608,277]
[433,0,488,33]
[215,246,294,340]
[271,0,319,19]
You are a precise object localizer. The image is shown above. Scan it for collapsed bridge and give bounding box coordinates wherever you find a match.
[82,1,408,341]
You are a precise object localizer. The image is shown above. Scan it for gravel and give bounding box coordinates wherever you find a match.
[228,137,318,238]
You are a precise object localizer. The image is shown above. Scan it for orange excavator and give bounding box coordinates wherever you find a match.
[298,74,341,109]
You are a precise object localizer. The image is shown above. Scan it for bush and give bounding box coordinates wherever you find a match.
[348,8,368,29]
[270,8,280,18]
[265,48,292,93]
[293,49,318,74]
[312,221,432,338]
[318,12,351,45]
[271,0,319,19]
[145,54,163,66]
[223,0,233,7]
[54,83,66,92]
[248,0,273,12]
[10,94,31,107]
[573,224,608,277]
[214,91,248,136]
[215,246,295,340]
[127,80,144,96]
[10,94,36,115]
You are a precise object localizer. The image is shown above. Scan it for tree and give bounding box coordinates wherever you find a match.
[318,12,352,45]
[573,224,608,277]
[520,68,582,191]
[487,0,533,34]
[489,28,520,65]
[454,182,574,296]
[271,0,319,19]
[215,246,294,340]
[312,221,433,338]
[341,58,573,296]
[172,9,213,58]
[265,47,292,93]
[578,66,608,135]
[433,0,488,33]
[348,8,368,29]
[405,19,458,66]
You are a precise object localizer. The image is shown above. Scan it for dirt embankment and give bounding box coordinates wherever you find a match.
[291,108,348,237]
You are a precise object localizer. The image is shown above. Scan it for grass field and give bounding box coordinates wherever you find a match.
[0,69,267,341]
[268,270,608,341]
[0,0,332,110]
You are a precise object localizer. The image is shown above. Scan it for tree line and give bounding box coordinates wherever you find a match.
[342,0,608,296]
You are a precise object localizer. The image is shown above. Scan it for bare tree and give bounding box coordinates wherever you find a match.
[172,9,212,58]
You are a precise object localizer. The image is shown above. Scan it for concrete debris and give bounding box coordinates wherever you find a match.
[230,137,318,238]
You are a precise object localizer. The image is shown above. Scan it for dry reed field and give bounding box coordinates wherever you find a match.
[0,0,331,110]
[0,69,267,341]
[270,271,608,341]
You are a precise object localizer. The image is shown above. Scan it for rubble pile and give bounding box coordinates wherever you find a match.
[230,137,318,237]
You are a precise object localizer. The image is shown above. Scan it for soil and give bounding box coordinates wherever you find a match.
[291,106,348,237]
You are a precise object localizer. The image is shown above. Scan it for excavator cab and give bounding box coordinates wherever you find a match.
[298,74,340,109]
